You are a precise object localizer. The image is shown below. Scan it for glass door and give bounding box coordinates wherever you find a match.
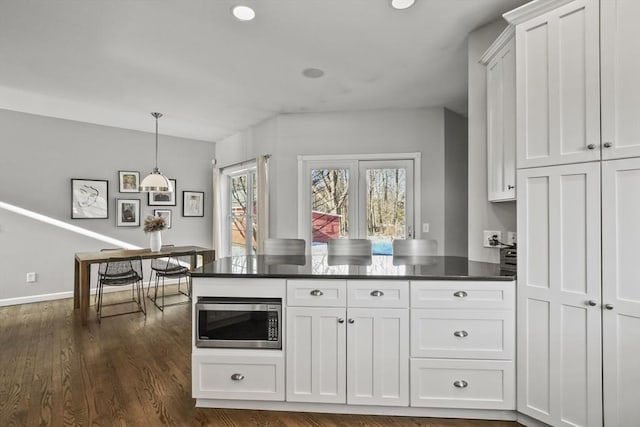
[229,168,257,256]
[358,160,414,255]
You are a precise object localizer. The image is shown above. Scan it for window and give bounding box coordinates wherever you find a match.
[225,165,257,256]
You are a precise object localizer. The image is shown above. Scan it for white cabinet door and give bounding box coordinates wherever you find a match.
[602,158,640,426]
[346,308,409,407]
[517,162,602,427]
[515,0,600,168]
[600,0,640,160]
[286,307,346,403]
[486,31,516,201]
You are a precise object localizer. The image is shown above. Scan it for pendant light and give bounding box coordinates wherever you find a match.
[140,112,173,192]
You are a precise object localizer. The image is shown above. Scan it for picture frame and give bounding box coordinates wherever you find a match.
[183,191,204,217]
[71,179,109,219]
[153,209,172,229]
[116,199,140,227]
[118,171,140,193]
[148,179,176,206]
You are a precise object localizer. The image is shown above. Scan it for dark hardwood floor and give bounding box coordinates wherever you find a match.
[0,289,522,426]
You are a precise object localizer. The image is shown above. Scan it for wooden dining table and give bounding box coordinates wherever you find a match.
[74,245,215,325]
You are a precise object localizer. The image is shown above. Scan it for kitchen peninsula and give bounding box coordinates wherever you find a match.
[191,255,516,422]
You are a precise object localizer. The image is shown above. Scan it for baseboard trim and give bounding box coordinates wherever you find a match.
[0,279,184,307]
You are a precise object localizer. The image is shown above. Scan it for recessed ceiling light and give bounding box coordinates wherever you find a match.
[390,0,416,10]
[302,68,325,79]
[232,5,255,21]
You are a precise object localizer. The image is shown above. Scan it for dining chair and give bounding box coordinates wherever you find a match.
[263,238,306,255]
[327,238,372,256]
[96,256,145,322]
[147,244,175,296]
[392,239,438,256]
[149,250,195,311]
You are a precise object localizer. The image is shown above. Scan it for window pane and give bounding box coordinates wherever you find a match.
[365,167,406,255]
[251,171,257,254]
[311,168,349,254]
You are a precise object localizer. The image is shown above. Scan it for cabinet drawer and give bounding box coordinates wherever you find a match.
[411,310,514,359]
[192,354,284,401]
[411,281,514,309]
[287,280,346,307]
[410,359,515,409]
[347,280,409,308]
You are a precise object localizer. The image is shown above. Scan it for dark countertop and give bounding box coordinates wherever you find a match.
[191,255,515,281]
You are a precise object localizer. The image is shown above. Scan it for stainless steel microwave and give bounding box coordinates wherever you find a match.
[195,297,282,349]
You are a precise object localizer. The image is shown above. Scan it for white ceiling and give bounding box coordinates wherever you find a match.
[0,0,526,142]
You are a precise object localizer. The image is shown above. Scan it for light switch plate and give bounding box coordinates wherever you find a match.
[483,230,502,248]
[507,232,517,245]
[422,223,429,233]
[26,272,37,283]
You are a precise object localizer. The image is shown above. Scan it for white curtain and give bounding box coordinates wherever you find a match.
[256,154,270,254]
[211,167,223,256]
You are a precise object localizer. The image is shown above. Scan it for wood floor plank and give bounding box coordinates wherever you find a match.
[0,290,523,427]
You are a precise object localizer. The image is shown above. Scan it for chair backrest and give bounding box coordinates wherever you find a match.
[264,238,306,256]
[103,256,143,280]
[152,250,195,273]
[327,239,372,256]
[99,248,122,274]
[392,239,438,257]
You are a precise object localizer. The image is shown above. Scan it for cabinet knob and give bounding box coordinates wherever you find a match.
[587,300,598,307]
[453,291,468,298]
[587,144,596,150]
[453,330,469,338]
[310,289,324,297]
[604,303,614,310]
[603,142,613,148]
[453,380,469,388]
[338,318,345,324]
[507,185,515,190]
[231,373,245,381]
[370,290,384,297]
[348,318,355,324]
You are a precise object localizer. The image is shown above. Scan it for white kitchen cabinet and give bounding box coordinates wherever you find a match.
[481,26,516,201]
[286,306,346,403]
[600,0,640,160]
[287,280,410,407]
[510,0,600,168]
[517,162,603,426]
[601,158,640,426]
[346,307,409,406]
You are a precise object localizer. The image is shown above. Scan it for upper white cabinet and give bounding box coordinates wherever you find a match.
[509,0,600,168]
[600,0,640,160]
[481,26,516,201]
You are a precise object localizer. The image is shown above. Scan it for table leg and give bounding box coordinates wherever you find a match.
[200,250,215,266]
[78,261,91,325]
[74,259,80,309]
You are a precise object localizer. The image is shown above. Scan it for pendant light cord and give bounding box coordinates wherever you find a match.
[155,116,159,170]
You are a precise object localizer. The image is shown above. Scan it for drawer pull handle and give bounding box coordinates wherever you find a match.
[310,289,324,297]
[453,330,468,338]
[603,142,612,148]
[587,143,596,150]
[453,380,468,388]
[453,291,468,298]
[338,318,345,324]
[348,318,355,324]
[370,290,384,297]
[231,373,245,381]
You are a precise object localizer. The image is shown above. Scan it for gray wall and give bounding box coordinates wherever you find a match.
[467,20,517,263]
[444,109,469,257]
[216,107,468,256]
[0,109,215,303]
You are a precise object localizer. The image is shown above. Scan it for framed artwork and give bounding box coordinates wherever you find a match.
[148,179,176,206]
[183,191,204,217]
[118,171,140,193]
[71,179,108,219]
[153,209,172,229]
[116,199,140,227]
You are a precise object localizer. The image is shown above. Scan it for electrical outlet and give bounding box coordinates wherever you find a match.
[507,231,517,245]
[483,230,502,248]
[26,272,37,283]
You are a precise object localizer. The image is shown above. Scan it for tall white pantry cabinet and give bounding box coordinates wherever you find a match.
[507,0,640,426]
